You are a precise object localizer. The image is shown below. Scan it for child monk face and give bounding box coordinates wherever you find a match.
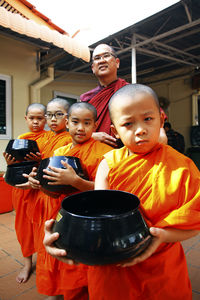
[25,107,46,132]
[46,102,67,134]
[111,92,164,155]
[67,107,97,146]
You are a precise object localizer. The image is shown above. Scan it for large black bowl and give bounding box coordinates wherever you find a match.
[5,139,39,161]
[36,156,88,193]
[53,190,152,265]
[4,161,38,186]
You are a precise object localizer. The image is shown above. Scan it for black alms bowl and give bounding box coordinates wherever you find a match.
[36,156,88,193]
[5,139,39,161]
[53,190,152,265]
[5,161,38,186]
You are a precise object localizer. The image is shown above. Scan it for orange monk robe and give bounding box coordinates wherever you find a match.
[12,130,47,257]
[26,130,72,221]
[87,144,200,300]
[36,138,113,297]
[26,130,72,248]
[38,130,72,159]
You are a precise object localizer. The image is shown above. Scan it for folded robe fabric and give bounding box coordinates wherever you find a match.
[87,143,200,300]
[26,130,72,248]
[36,138,113,296]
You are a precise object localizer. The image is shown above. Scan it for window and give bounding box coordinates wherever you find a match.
[192,92,200,125]
[0,74,12,139]
[54,91,79,106]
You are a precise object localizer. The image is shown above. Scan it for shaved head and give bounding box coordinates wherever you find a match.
[109,84,160,123]
[92,44,117,59]
[47,97,70,112]
[68,102,97,121]
[26,103,46,115]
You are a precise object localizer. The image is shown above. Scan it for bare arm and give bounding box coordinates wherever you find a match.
[120,227,199,267]
[94,158,110,190]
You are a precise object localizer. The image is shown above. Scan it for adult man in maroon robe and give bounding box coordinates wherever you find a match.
[80,44,127,147]
[80,44,167,147]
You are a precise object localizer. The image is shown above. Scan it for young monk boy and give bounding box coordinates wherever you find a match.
[29,102,113,299]
[25,97,72,249]
[44,84,199,300]
[3,103,47,283]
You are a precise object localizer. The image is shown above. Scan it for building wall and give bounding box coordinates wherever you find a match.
[0,35,95,172]
[0,34,39,171]
[146,69,197,151]
[40,73,97,104]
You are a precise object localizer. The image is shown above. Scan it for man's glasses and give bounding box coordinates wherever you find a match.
[92,52,116,62]
[45,112,66,119]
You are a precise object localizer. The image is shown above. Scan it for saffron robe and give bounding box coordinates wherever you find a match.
[87,144,200,300]
[36,138,113,296]
[26,130,72,221]
[81,78,128,135]
[12,130,47,257]
[26,130,72,250]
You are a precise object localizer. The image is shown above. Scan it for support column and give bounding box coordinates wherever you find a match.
[131,34,137,83]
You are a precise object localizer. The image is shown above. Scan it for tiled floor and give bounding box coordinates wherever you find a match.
[0,210,200,300]
[0,211,45,300]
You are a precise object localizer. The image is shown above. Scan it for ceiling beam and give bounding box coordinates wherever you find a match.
[137,47,197,66]
[38,49,66,67]
[135,19,200,47]
[134,33,199,62]
[182,0,192,23]
[116,19,200,56]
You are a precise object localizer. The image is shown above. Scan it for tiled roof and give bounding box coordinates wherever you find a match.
[0,5,90,62]
[12,0,68,34]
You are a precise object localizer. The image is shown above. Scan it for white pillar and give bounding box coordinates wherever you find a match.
[131,34,137,83]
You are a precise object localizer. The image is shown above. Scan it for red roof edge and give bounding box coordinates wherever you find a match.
[18,0,68,35]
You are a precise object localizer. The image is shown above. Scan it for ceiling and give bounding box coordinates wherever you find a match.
[51,0,200,83]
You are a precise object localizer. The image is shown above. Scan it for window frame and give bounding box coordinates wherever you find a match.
[54,90,79,105]
[192,92,200,126]
[0,74,12,139]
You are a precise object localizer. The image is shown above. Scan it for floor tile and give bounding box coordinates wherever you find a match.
[186,249,200,267]
[0,256,22,277]
[192,292,200,300]
[0,270,39,300]
[188,265,200,293]
[182,234,200,251]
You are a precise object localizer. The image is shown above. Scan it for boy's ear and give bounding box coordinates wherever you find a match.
[24,115,27,121]
[94,121,98,131]
[111,124,120,138]
[160,111,165,128]
[66,118,69,129]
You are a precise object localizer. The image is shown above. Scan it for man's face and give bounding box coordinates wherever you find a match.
[91,45,120,79]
